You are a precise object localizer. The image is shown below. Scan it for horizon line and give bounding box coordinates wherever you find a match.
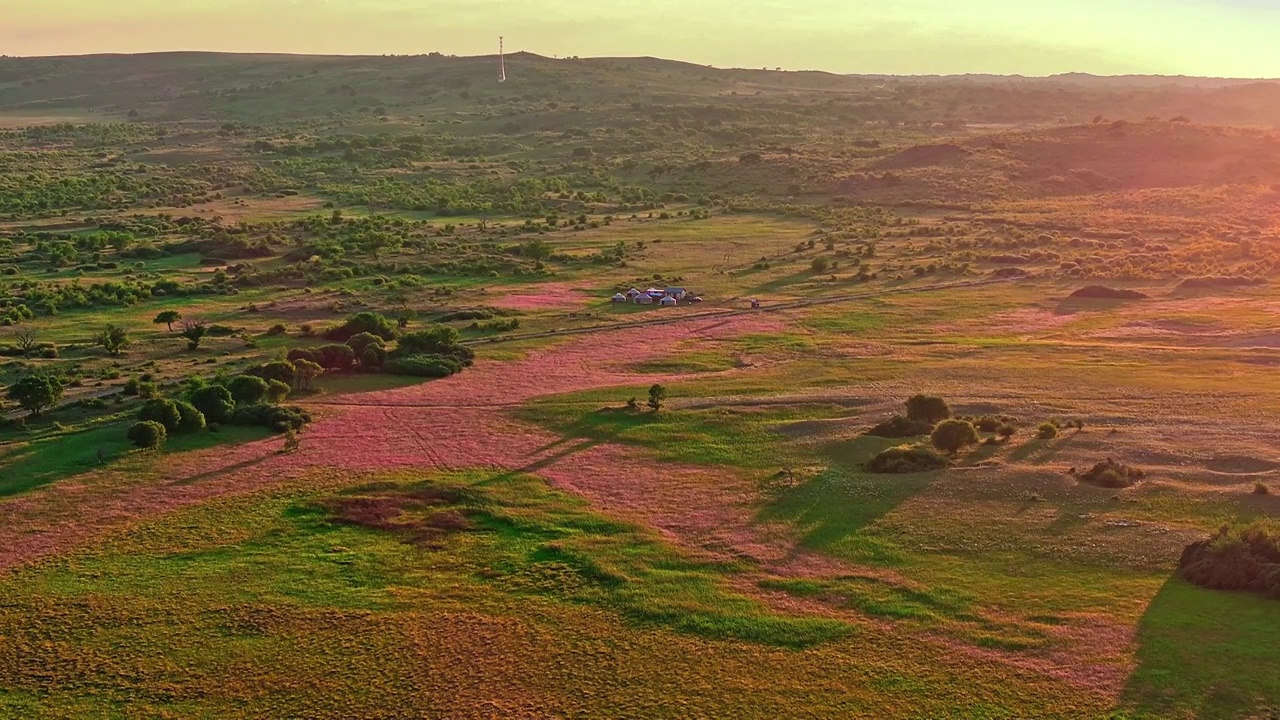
[2,49,1279,82]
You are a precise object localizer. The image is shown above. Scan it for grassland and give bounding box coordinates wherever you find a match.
[1,51,1279,718]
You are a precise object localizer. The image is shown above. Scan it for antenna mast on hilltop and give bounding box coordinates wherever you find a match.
[498,36,507,83]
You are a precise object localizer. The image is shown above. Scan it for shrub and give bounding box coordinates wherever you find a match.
[385,354,463,378]
[996,424,1016,439]
[931,419,979,455]
[905,395,951,425]
[138,398,182,432]
[1037,423,1060,440]
[249,360,297,385]
[230,403,311,432]
[866,415,933,439]
[326,312,397,343]
[190,384,235,424]
[127,421,167,450]
[1179,520,1280,598]
[393,325,473,365]
[175,401,207,433]
[648,384,667,412]
[265,323,288,336]
[867,446,951,474]
[293,359,324,391]
[1255,483,1271,496]
[346,332,386,356]
[287,347,319,364]
[359,344,387,372]
[313,343,357,372]
[266,379,292,403]
[7,373,63,417]
[227,375,270,404]
[1078,458,1146,488]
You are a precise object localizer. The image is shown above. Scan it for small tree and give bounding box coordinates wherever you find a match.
[265,379,291,404]
[127,421,167,450]
[181,319,208,350]
[175,401,207,433]
[15,328,37,356]
[154,310,182,332]
[931,419,979,455]
[190,384,235,424]
[7,373,63,417]
[227,375,269,405]
[346,332,386,356]
[138,398,182,433]
[282,429,301,454]
[905,395,951,425]
[96,324,130,356]
[647,384,667,412]
[293,359,324,391]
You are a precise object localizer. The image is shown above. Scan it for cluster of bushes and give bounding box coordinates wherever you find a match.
[867,446,951,474]
[127,374,312,449]
[866,395,953,438]
[289,313,474,379]
[1075,458,1146,488]
[1179,520,1280,599]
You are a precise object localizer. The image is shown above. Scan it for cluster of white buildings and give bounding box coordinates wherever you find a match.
[611,287,700,306]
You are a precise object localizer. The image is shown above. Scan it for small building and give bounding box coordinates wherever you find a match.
[664,287,687,300]
[659,295,678,306]
[625,288,642,300]
[611,293,627,303]
[635,294,655,305]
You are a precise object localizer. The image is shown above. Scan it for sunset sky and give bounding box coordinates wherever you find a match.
[3,0,1280,77]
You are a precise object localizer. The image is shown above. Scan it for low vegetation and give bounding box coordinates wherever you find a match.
[1179,520,1280,599]
[1077,458,1147,488]
[866,445,951,474]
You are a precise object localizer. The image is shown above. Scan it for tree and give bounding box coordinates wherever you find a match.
[905,395,951,425]
[175,401,206,433]
[138,398,182,433]
[293,359,323,391]
[181,319,208,350]
[647,384,667,412]
[227,375,269,405]
[346,332,386,356]
[313,343,357,371]
[326,312,397,342]
[810,256,830,273]
[128,421,167,450]
[282,428,300,454]
[190,385,235,424]
[96,324,130,356]
[359,344,387,372]
[15,328,37,356]
[931,419,979,455]
[154,310,182,332]
[7,373,62,417]
[265,379,291,404]
[395,325,463,356]
[249,360,296,386]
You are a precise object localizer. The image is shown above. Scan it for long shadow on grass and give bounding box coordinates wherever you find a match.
[1118,576,1280,720]
[755,436,941,564]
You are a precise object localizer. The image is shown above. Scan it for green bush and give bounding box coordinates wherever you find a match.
[1078,458,1145,488]
[138,398,182,433]
[1179,520,1280,598]
[346,332,386,356]
[174,400,206,433]
[127,420,167,450]
[227,375,270,404]
[248,360,296,385]
[905,395,951,425]
[866,415,933,439]
[230,403,311,432]
[326,312,397,343]
[1037,423,1060,440]
[931,419,979,455]
[266,379,292,403]
[385,354,463,378]
[359,344,387,372]
[313,344,357,371]
[866,446,951,474]
[190,385,235,424]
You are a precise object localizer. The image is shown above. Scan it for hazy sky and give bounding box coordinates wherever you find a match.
[3,0,1280,77]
